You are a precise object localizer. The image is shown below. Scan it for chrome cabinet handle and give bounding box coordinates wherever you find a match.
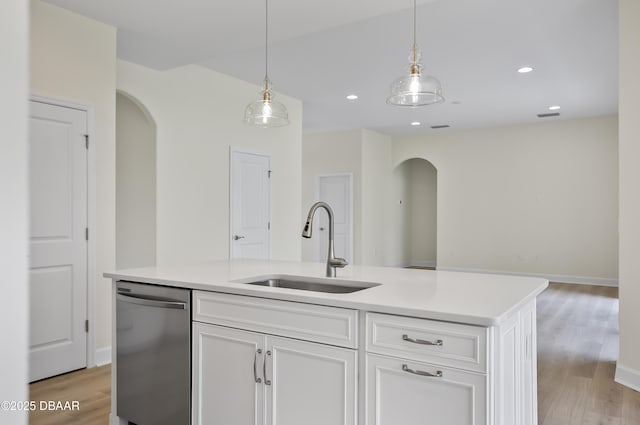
[233,235,245,240]
[264,350,272,385]
[402,364,443,378]
[402,334,443,346]
[254,349,262,383]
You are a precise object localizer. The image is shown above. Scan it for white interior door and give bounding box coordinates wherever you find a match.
[230,150,271,259]
[316,174,352,263]
[29,100,88,382]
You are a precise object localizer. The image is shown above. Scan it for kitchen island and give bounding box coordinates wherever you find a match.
[105,259,548,425]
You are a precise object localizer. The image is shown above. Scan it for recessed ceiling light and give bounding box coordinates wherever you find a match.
[411,121,421,126]
[346,94,358,100]
[548,105,561,110]
[517,66,533,73]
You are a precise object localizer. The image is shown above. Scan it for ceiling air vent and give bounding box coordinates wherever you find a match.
[431,125,450,129]
[537,112,560,118]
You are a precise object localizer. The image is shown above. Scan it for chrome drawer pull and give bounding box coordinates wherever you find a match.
[264,350,272,386]
[402,364,443,378]
[402,334,443,346]
[254,349,262,383]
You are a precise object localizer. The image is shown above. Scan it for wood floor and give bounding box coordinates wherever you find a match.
[29,364,110,425]
[28,283,640,425]
[537,283,640,425]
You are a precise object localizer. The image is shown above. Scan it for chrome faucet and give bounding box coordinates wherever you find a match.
[302,202,348,277]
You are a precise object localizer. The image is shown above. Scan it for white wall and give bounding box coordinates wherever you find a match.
[301,129,394,267]
[301,129,393,266]
[30,0,116,353]
[302,130,362,263]
[116,92,157,269]
[616,0,640,391]
[0,0,29,422]
[117,60,303,266]
[393,116,618,284]
[361,129,393,266]
[385,161,411,267]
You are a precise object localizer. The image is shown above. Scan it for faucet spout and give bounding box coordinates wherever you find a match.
[301,202,348,277]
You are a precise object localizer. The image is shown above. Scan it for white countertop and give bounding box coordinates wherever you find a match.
[104,260,548,326]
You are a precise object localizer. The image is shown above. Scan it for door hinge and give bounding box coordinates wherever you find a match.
[268,222,271,230]
[268,170,272,178]
[85,227,89,241]
[85,319,89,333]
[84,134,89,149]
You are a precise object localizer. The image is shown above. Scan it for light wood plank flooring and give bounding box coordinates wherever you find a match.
[537,283,640,425]
[29,282,640,425]
[29,364,110,425]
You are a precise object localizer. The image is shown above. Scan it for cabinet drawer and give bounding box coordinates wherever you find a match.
[193,291,358,348]
[365,353,486,425]
[366,312,487,372]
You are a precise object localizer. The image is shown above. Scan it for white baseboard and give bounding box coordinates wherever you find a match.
[615,364,640,392]
[435,266,618,287]
[384,261,437,268]
[385,262,411,268]
[409,260,436,268]
[95,346,112,366]
[110,413,127,425]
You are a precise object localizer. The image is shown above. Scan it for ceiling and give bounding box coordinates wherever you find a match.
[44,0,618,136]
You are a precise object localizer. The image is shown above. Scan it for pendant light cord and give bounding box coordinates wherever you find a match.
[412,0,417,64]
[264,0,269,86]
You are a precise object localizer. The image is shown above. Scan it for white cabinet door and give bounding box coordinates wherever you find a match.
[267,336,357,425]
[193,323,266,425]
[194,323,358,425]
[366,353,486,425]
[520,303,537,425]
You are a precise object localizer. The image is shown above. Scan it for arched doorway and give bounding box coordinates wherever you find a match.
[387,158,437,268]
[116,91,157,269]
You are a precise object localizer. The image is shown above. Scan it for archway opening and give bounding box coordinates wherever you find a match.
[386,157,437,268]
[116,90,157,269]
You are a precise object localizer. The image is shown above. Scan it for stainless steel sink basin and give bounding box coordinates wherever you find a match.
[232,276,379,294]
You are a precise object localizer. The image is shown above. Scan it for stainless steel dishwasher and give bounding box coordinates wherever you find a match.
[116,281,191,425]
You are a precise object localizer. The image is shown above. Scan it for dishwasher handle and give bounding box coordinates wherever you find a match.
[116,292,187,310]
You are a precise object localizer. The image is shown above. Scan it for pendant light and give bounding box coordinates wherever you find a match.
[244,0,289,127]
[386,0,444,107]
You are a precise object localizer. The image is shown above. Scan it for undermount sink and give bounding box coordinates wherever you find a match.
[232,275,380,294]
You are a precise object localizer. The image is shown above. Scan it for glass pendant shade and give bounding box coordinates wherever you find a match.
[244,81,289,127]
[387,63,444,107]
[387,0,444,107]
[244,0,289,128]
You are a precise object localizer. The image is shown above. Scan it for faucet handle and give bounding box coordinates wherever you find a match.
[330,257,348,268]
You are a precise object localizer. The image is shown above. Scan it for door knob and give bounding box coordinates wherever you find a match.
[233,235,245,240]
